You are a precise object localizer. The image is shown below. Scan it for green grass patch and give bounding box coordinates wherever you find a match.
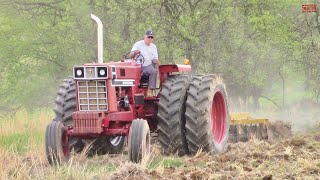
[148,157,183,169]
[49,162,118,179]
[195,160,207,168]
[0,131,44,153]
[0,133,30,153]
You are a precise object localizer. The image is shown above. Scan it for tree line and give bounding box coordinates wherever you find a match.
[0,0,318,112]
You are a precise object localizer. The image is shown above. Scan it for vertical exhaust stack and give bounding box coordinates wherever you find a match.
[91,14,103,63]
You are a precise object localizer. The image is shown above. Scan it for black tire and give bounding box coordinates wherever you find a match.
[128,119,151,163]
[45,121,70,165]
[157,75,190,155]
[53,78,84,153]
[53,78,76,126]
[185,75,230,154]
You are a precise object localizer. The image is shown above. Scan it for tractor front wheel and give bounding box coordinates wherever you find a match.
[45,121,70,165]
[128,119,151,163]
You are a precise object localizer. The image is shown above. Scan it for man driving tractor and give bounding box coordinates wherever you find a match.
[128,30,160,97]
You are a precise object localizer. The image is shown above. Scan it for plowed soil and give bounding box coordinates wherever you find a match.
[105,128,320,179]
[1,127,320,179]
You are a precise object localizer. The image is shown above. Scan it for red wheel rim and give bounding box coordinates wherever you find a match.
[211,91,226,144]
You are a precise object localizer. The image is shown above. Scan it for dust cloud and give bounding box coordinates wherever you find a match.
[228,94,320,133]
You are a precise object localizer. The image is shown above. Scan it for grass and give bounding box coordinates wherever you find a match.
[147,157,184,169]
[0,108,51,153]
[0,133,31,153]
[0,108,320,179]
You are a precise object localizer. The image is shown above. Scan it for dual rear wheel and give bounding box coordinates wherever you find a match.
[157,75,230,155]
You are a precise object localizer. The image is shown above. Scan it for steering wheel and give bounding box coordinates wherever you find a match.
[134,53,144,65]
[123,51,144,65]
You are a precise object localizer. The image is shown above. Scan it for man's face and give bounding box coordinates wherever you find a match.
[144,35,154,46]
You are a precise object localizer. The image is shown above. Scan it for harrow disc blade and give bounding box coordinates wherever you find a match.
[229,113,270,143]
[228,124,269,143]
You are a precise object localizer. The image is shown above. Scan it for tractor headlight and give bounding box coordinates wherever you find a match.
[74,67,84,78]
[76,69,83,76]
[99,69,105,76]
[97,67,108,77]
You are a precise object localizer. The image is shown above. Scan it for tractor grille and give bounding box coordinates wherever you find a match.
[72,112,103,135]
[77,80,108,111]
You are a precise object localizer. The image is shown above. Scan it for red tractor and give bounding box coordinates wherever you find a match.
[45,14,230,164]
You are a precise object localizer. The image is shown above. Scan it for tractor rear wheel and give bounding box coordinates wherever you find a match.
[185,75,230,154]
[128,119,151,163]
[157,75,190,155]
[53,78,84,153]
[45,121,70,165]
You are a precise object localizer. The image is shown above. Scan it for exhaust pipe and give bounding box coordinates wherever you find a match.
[91,14,103,63]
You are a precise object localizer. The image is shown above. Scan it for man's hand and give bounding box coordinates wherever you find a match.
[128,50,140,59]
[133,50,140,55]
[152,59,160,66]
[155,60,160,65]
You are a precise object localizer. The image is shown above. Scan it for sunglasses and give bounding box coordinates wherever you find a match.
[147,36,154,39]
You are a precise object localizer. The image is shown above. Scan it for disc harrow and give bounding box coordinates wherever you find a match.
[229,113,269,142]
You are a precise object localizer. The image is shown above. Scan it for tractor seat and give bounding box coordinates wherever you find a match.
[139,74,149,88]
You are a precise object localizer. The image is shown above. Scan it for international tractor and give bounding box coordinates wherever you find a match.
[45,14,275,165]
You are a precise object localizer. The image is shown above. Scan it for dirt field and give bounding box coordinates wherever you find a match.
[0,109,319,179]
[107,130,320,179]
[1,126,320,179]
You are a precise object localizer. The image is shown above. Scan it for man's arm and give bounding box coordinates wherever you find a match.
[128,41,141,58]
[153,45,160,65]
[128,50,140,59]
[152,58,160,66]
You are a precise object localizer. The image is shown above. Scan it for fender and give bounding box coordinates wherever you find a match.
[159,64,192,85]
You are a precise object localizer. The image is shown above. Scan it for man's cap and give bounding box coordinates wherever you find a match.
[145,30,154,37]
